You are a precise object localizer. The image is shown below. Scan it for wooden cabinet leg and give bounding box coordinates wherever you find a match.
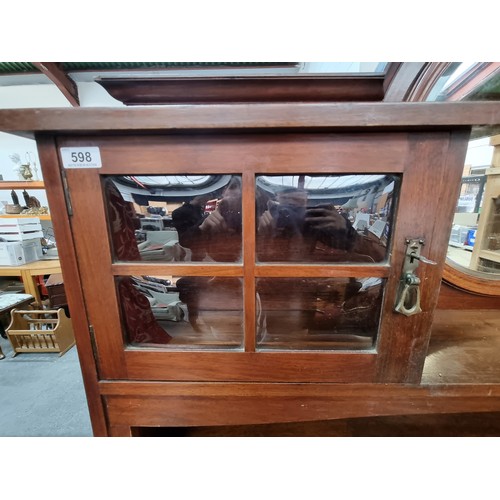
[108,425,133,437]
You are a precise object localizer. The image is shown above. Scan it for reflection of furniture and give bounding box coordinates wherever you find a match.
[0,259,61,305]
[470,136,500,272]
[45,273,67,309]
[138,230,184,261]
[7,308,74,356]
[139,217,165,231]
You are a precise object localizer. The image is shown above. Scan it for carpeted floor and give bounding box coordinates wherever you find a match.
[0,334,93,437]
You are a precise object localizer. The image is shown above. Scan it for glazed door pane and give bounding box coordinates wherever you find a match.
[105,173,397,351]
[105,175,242,263]
[255,174,398,263]
[116,275,244,349]
[256,277,385,351]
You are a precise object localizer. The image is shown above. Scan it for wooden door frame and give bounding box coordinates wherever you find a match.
[47,129,469,384]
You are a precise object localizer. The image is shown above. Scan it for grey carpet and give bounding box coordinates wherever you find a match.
[0,334,93,436]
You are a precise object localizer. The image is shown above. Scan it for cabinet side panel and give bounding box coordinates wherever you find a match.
[36,134,108,436]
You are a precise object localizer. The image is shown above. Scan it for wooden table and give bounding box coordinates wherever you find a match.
[0,259,62,306]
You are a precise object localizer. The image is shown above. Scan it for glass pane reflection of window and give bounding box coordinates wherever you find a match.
[104,175,242,263]
[256,174,399,263]
[117,276,244,350]
[256,277,385,351]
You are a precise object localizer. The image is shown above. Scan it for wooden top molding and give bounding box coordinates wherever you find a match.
[0,102,499,135]
[96,76,385,105]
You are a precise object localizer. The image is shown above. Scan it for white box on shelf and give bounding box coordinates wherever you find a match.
[22,237,44,259]
[0,216,43,242]
[0,240,40,266]
[0,230,44,241]
[0,217,41,227]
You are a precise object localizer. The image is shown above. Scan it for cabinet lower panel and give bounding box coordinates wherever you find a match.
[101,382,500,436]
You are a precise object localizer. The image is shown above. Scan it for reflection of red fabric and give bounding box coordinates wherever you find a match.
[104,179,141,261]
[118,278,172,344]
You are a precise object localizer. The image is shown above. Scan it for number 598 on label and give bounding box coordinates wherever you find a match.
[60,147,102,169]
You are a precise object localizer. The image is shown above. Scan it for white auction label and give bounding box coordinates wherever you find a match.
[60,147,102,168]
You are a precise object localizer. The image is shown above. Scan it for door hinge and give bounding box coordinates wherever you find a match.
[88,324,100,371]
[60,168,73,216]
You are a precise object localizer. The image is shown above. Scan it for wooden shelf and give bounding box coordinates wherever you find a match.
[0,181,45,189]
[0,182,49,220]
[0,214,51,220]
[478,249,500,264]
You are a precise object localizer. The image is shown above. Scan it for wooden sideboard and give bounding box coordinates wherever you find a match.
[1,102,500,436]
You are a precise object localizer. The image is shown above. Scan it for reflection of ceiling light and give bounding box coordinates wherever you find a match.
[260,175,386,191]
[123,175,212,186]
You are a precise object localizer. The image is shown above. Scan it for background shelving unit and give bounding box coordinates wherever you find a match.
[0,181,50,220]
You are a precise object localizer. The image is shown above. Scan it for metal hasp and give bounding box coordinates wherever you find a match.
[394,238,437,316]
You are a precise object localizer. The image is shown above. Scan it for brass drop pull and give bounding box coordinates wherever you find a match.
[394,238,436,317]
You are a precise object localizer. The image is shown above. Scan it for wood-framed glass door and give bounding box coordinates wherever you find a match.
[54,130,468,384]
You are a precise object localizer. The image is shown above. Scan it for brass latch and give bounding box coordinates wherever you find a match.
[394,238,436,316]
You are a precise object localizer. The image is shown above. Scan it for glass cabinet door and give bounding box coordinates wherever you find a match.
[55,131,466,383]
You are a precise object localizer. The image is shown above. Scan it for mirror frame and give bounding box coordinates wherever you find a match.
[442,259,500,296]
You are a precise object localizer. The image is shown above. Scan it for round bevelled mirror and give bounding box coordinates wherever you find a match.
[403,62,500,295]
[443,134,500,295]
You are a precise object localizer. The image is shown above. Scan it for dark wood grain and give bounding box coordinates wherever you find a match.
[437,281,500,308]
[242,170,256,352]
[423,309,500,383]
[101,382,500,431]
[96,76,385,105]
[35,134,108,436]
[32,62,80,107]
[111,263,244,277]
[383,62,427,101]
[123,351,377,383]
[253,264,390,278]
[63,167,127,379]
[0,102,499,134]
[56,133,409,174]
[375,131,470,383]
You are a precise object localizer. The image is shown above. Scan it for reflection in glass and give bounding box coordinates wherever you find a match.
[446,136,500,276]
[104,175,242,263]
[256,174,398,263]
[117,275,243,349]
[256,277,385,350]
